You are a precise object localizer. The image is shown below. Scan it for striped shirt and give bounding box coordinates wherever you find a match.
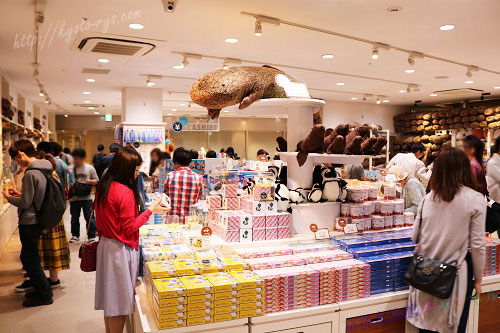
[164,167,203,219]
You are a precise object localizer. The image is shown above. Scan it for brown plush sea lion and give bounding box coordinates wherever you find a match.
[296,125,325,166]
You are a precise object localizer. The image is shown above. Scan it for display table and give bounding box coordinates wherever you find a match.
[0,204,16,258]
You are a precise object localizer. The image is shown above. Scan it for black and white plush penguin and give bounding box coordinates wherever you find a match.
[289,187,306,204]
[307,183,323,203]
[275,183,290,212]
[242,178,255,195]
[321,168,342,201]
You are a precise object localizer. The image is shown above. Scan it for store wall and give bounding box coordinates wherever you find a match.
[322,100,408,132]
[83,130,116,164]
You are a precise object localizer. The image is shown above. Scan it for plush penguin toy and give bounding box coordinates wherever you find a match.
[307,183,323,203]
[242,178,255,195]
[275,183,290,212]
[321,167,343,201]
[289,187,306,204]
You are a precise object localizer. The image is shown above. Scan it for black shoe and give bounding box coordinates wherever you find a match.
[49,279,61,288]
[25,291,36,299]
[15,280,34,293]
[24,272,29,278]
[22,297,53,307]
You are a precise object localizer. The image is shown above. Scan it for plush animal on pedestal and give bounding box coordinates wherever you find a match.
[242,178,255,195]
[289,188,306,204]
[190,65,295,119]
[274,183,290,212]
[324,124,350,154]
[296,125,325,166]
[307,184,323,203]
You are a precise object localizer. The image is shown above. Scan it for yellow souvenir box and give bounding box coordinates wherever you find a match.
[214,312,239,323]
[213,297,239,307]
[155,319,185,330]
[220,255,249,271]
[213,290,240,300]
[239,294,263,303]
[187,308,214,319]
[153,292,187,307]
[240,308,264,318]
[152,301,186,314]
[213,304,239,315]
[179,275,213,296]
[172,259,201,276]
[186,301,213,311]
[152,278,186,299]
[229,271,264,289]
[187,316,213,326]
[187,293,213,304]
[239,301,264,311]
[146,261,176,279]
[203,272,240,293]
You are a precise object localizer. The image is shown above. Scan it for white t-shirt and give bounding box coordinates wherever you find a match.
[70,163,98,201]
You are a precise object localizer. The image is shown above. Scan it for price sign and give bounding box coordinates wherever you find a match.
[201,226,212,236]
[310,224,318,233]
[337,218,347,228]
[343,224,358,234]
[314,228,331,240]
[380,170,387,177]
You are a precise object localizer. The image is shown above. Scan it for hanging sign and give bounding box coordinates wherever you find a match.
[182,116,219,132]
[172,121,183,132]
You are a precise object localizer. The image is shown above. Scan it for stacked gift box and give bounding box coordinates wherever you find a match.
[240,196,290,241]
[255,266,320,313]
[308,259,371,304]
[229,270,265,319]
[484,238,500,277]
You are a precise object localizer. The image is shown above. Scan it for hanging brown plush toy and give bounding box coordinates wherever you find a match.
[296,125,325,166]
[344,126,370,154]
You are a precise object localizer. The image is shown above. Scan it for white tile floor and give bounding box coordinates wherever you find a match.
[0,209,104,332]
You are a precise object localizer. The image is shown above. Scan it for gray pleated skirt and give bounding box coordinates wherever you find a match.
[94,236,139,317]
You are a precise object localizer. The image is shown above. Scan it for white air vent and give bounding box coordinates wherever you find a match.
[71,32,165,57]
[82,68,111,75]
[73,104,105,108]
[435,88,483,96]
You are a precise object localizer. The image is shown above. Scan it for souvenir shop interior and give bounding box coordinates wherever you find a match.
[0,1,500,333]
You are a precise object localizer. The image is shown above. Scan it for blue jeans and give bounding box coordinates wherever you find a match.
[19,224,52,299]
[70,200,95,238]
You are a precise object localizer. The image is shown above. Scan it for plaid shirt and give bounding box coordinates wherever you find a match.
[164,167,204,219]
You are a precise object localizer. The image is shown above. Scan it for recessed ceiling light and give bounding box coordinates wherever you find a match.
[180,103,186,106]
[173,64,184,69]
[88,107,95,110]
[350,97,358,100]
[128,23,144,30]
[336,82,345,86]
[322,54,334,59]
[83,91,91,94]
[224,110,230,113]
[97,58,109,63]
[371,47,379,60]
[64,114,69,118]
[430,93,438,96]
[84,100,91,103]
[465,80,474,84]
[398,90,406,93]
[225,38,239,43]
[167,113,173,116]
[439,24,456,31]
[171,108,177,111]
[494,86,500,89]
[405,69,415,73]
[382,99,390,103]
[94,111,100,115]
[86,78,96,82]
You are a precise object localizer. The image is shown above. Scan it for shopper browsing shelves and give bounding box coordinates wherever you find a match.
[92,144,106,178]
[407,148,485,333]
[164,147,204,219]
[2,140,54,307]
[462,135,487,195]
[69,148,99,243]
[94,147,169,333]
[386,143,432,184]
[487,137,500,202]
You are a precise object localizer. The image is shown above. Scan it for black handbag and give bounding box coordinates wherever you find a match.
[68,167,92,199]
[404,199,461,299]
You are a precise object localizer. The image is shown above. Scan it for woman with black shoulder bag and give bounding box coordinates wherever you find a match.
[406,148,485,333]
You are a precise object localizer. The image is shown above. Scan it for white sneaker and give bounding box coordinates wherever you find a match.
[88,237,98,243]
[69,236,80,243]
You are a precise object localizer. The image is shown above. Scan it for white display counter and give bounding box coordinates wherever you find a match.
[0,204,16,259]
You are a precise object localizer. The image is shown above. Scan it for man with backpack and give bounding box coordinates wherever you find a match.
[92,144,106,179]
[2,140,66,307]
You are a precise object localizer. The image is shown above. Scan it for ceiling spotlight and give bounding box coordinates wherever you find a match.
[376,98,381,104]
[465,80,474,84]
[465,69,472,78]
[254,20,262,36]
[405,69,415,73]
[167,113,173,116]
[439,24,456,31]
[171,108,177,111]
[64,114,68,118]
[224,38,239,43]
[430,93,438,97]
[88,107,95,110]
[44,98,49,104]
[398,90,406,93]
[97,58,110,63]
[94,111,100,115]
[84,100,91,103]
[86,78,96,83]
[180,103,186,106]
[38,90,45,97]
[407,55,415,66]
[181,57,189,67]
[83,91,91,95]
[407,86,411,93]
[465,65,479,78]
[382,98,390,103]
[128,23,144,30]
[336,82,345,86]
[222,62,229,70]
[371,47,379,60]
[146,79,155,87]
[350,97,358,100]
[322,54,334,59]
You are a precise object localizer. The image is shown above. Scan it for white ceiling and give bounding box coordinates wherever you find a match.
[1,0,500,116]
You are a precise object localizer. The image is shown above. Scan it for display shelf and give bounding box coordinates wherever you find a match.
[211,232,314,251]
[289,201,340,233]
[131,284,248,333]
[279,152,379,189]
[0,204,16,259]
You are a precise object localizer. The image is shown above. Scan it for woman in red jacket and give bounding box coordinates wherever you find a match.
[94,147,169,333]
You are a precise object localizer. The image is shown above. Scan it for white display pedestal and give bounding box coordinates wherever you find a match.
[289,202,340,233]
[232,98,325,153]
[0,205,16,259]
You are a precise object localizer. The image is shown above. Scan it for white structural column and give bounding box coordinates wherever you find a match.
[122,87,163,124]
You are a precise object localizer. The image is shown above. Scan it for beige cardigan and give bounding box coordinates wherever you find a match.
[407,187,486,333]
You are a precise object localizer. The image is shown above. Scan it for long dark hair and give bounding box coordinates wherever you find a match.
[430,147,477,202]
[96,147,143,207]
[36,150,57,172]
[149,148,162,176]
[462,135,484,165]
